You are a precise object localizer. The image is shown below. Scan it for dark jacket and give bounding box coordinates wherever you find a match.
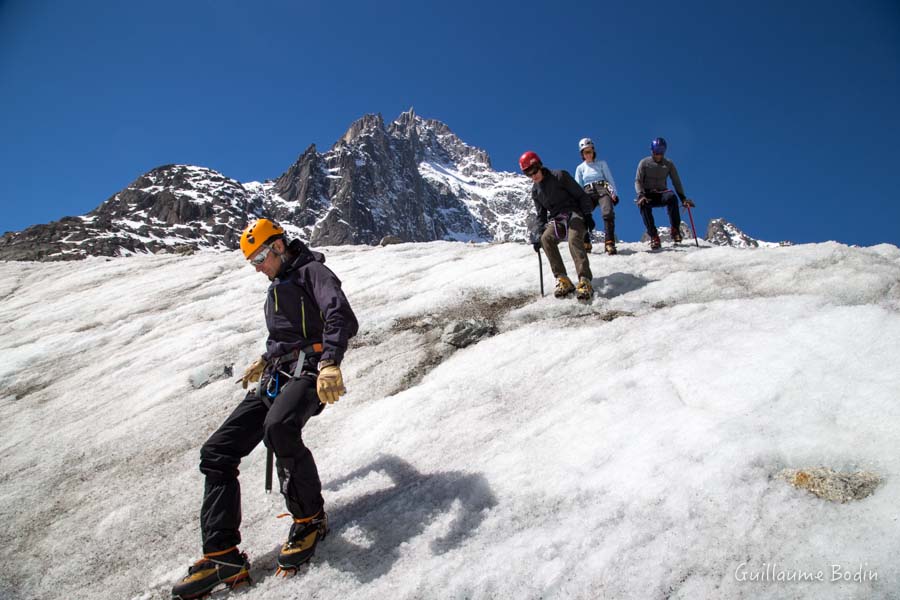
[262,239,359,369]
[634,156,686,200]
[530,168,594,239]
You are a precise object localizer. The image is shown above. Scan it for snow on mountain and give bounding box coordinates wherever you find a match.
[2,239,899,600]
[417,161,531,242]
[395,110,532,242]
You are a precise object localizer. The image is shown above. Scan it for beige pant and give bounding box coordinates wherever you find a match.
[540,214,592,281]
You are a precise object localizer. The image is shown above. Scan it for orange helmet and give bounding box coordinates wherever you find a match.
[240,218,284,259]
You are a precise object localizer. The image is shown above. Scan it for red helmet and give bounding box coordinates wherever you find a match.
[519,151,541,172]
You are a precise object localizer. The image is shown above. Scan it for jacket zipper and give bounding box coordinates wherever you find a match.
[301,298,307,337]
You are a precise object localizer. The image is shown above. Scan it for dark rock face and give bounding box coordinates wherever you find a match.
[1,109,532,261]
[705,218,763,248]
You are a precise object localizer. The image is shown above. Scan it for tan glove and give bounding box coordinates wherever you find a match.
[239,357,266,389]
[682,198,695,208]
[316,365,345,404]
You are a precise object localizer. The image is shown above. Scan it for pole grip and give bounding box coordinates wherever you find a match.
[265,448,274,493]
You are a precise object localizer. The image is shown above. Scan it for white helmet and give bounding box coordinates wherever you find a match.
[578,137,594,152]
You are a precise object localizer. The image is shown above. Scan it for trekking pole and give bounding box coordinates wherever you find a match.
[685,204,700,247]
[537,247,545,297]
[265,448,274,493]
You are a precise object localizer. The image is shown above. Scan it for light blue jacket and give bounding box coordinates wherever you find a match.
[575,160,618,196]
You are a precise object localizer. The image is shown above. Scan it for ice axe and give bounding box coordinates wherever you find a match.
[684,203,700,247]
[537,246,545,297]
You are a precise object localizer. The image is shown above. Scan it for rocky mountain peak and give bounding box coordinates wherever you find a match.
[387,109,492,174]
[391,107,417,131]
[340,113,387,146]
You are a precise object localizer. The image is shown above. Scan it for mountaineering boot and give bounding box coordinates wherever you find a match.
[649,235,661,250]
[171,547,250,599]
[603,219,616,255]
[671,228,683,244]
[275,511,328,576]
[554,276,575,298]
[575,277,593,301]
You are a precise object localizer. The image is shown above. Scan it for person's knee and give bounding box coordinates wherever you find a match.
[569,234,588,256]
[264,415,298,455]
[540,225,556,243]
[199,443,239,480]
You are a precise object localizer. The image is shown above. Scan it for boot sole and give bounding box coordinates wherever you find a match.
[172,571,251,600]
[275,522,328,576]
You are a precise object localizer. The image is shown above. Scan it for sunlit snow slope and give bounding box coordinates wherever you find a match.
[1,240,899,600]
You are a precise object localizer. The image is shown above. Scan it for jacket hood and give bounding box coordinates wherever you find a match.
[278,239,325,279]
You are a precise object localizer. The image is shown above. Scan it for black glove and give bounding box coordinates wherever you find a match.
[532,241,541,253]
[636,195,650,207]
[584,214,595,231]
[612,195,620,206]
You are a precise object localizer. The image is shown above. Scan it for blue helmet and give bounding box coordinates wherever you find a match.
[651,137,667,155]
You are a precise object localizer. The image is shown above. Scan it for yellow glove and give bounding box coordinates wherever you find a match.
[316,365,345,404]
[239,357,266,389]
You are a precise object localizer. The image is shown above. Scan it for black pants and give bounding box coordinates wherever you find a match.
[199,375,324,553]
[639,190,680,237]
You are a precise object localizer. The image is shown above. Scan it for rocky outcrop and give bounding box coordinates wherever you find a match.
[778,467,881,503]
[705,218,760,248]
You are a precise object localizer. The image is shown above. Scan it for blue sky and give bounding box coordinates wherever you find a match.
[1,0,899,246]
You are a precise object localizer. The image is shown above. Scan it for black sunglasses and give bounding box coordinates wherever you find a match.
[523,165,540,176]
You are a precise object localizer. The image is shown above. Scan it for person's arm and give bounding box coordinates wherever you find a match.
[600,161,617,196]
[574,163,585,188]
[531,187,547,239]
[634,159,646,197]
[304,263,359,365]
[668,159,687,200]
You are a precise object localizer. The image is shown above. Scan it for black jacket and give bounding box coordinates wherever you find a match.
[531,168,595,238]
[262,239,359,369]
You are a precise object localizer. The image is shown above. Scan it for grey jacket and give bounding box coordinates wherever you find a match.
[634,156,686,200]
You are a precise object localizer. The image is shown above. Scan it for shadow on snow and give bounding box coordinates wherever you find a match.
[251,454,497,585]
